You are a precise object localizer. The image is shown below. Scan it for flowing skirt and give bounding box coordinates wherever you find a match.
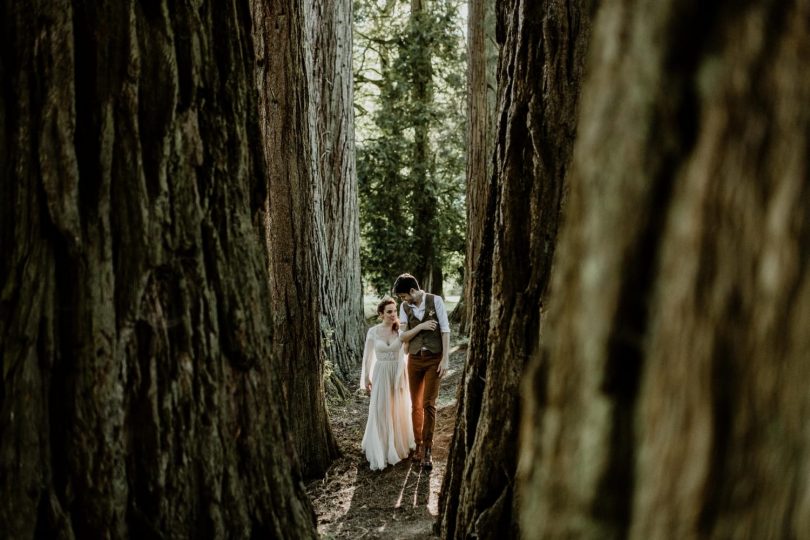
[362,359,415,470]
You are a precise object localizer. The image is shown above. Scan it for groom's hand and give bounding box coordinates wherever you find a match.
[437,358,449,378]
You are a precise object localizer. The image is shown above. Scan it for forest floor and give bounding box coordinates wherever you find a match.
[307,330,467,539]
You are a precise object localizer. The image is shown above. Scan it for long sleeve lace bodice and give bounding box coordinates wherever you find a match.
[359,325,406,389]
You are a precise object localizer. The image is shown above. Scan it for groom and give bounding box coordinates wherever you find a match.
[393,273,450,470]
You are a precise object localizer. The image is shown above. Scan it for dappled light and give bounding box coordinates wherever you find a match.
[2,0,808,538]
[309,323,465,537]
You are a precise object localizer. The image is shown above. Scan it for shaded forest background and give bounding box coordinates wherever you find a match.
[354,0,467,298]
[1,0,809,539]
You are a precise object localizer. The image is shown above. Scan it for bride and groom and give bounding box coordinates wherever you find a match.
[360,273,450,471]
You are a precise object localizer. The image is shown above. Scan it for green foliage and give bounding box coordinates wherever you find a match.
[354,0,466,295]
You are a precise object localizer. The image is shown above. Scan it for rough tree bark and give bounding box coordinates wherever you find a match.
[453,0,497,334]
[311,0,365,382]
[253,0,339,479]
[438,0,593,537]
[520,1,810,538]
[0,0,316,537]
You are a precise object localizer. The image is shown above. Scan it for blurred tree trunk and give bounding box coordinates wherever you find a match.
[0,0,316,537]
[520,1,810,538]
[254,0,339,479]
[438,0,593,537]
[455,0,497,334]
[312,0,365,381]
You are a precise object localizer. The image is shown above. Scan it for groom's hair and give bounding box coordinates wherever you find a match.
[393,273,419,294]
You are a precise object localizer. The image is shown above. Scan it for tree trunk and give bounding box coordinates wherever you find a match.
[457,0,497,335]
[438,0,593,537]
[0,0,316,537]
[311,0,365,380]
[520,1,810,538]
[409,0,440,296]
[253,0,339,479]
[429,261,444,298]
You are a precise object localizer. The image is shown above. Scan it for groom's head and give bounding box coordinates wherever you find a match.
[393,273,420,303]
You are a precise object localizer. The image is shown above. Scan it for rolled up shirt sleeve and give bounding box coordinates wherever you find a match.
[434,296,451,333]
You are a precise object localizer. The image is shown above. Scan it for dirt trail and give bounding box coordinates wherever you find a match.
[307,341,466,539]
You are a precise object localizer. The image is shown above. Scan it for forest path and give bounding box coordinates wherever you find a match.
[308,334,467,539]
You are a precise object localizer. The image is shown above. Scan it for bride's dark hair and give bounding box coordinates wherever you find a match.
[377,296,399,332]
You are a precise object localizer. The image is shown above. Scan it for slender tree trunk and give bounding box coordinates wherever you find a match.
[253,0,339,479]
[438,0,593,537]
[0,0,316,537]
[311,0,365,381]
[409,0,441,296]
[430,263,444,299]
[456,0,496,334]
[520,1,810,538]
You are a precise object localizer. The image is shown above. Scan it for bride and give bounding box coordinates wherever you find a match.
[360,297,424,470]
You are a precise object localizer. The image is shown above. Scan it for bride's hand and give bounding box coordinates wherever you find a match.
[366,382,372,395]
[418,320,438,332]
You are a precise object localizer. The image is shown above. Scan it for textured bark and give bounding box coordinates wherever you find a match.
[520,1,810,538]
[440,0,493,518]
[253,0,339,479]
[0,0,316,537]
[311,0,365,381]
[457,0,497,335]
[438,0,593,537]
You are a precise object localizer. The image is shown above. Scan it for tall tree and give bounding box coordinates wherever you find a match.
[253,0,339,478]
[354,0,466,297]
[355,3,412,295]
[408,0,441,295]
[0,0,316,537]
[311,0,365,381]
[438,0,593,537]
[454,0,497,333]
[520,1,810,538]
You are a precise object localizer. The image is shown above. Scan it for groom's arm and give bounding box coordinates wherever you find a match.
[437,332,450,376]
[436,296,451,377]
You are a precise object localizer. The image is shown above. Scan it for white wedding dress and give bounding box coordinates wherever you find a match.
[360,324,415,470]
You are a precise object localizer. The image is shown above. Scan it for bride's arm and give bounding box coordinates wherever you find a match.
[359,328,376,393]
[399,320,437,342]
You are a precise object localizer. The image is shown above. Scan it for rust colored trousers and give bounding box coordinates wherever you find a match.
[407,352,442,448]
